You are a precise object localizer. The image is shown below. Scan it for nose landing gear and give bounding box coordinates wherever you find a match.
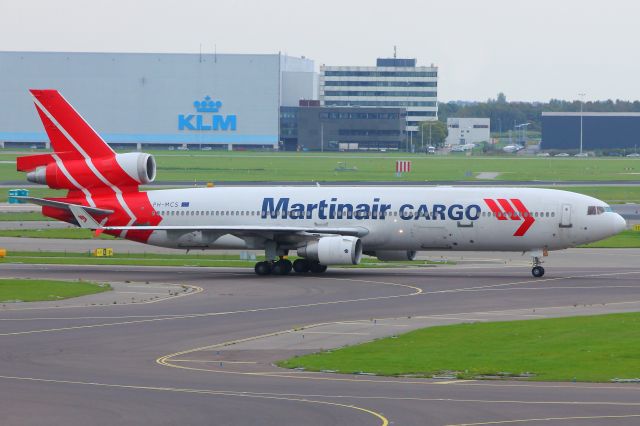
[532,264,545,277]
[531,255,545,278]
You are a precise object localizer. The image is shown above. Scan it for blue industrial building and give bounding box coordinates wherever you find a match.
[0,51,315,149]
[541,112,640,151]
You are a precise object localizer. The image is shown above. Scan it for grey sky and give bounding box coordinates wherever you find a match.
[1,0,638,102]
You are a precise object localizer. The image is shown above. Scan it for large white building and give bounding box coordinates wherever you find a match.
[0,51,315,149]
[319,58,438,132]
[445,118,490,146]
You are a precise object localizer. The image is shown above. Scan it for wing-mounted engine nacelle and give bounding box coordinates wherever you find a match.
[368,250,417,261]
[26,152,156,189]
[297,236,362,265]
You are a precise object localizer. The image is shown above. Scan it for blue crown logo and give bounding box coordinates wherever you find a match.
[194,96,223,113]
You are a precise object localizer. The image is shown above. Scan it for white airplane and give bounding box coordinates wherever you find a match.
[503,144,524,153]
[17,90,626,277]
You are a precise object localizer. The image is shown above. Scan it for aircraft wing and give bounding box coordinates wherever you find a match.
[99,225,369,237]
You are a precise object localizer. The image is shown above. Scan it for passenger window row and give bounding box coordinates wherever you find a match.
[152,210,557,219]
[482,211,555,218]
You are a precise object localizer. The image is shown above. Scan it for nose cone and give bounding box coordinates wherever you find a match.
[612,213,627,234]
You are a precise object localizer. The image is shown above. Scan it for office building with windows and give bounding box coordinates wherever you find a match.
[280,104,406,151]
[445,118,490,146]
[319,58,438,132]
[0,51,315,149]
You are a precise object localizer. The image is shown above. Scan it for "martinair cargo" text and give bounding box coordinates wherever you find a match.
[261,198,481,221]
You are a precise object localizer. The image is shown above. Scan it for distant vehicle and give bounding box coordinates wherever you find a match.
[451,143,475,152]
[176,146,189,151]
[536,152,550,157]
[503,144,524,153]
[201,146,213,151]
[426,146,436,154]
[168,146,175,151]
[574,153,589,157]
[626,153,640,157]
[29,145,38,149]
[555,153,570,157]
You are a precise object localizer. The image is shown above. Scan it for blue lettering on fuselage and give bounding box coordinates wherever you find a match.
[261,198,482,221]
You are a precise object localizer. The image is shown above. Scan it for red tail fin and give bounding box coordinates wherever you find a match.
[18,90,156,194]
[16,90,161,242]
[30,89,115,159]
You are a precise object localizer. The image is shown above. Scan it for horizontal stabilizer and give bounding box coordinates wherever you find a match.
[14,196,114,216]
[16,153,55,172]
[68,204,102,230]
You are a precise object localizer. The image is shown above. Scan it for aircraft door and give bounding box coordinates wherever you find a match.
[412,224,451,249]
[560,204,572,228]
[454,219,478,249]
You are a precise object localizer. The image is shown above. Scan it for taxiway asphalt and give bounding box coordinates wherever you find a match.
[1,257,640,425]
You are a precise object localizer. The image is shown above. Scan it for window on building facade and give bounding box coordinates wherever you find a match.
[324,90,437,98]
[324,70,438,78]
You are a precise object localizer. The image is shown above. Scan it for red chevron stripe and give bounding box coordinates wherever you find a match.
[484,198,507,220]
[510,198,535,236]
[497,198,519,220]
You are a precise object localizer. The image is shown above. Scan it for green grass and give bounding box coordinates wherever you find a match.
[579,230,640,248]
[0,187,61,202]
[5,186,640,206]
[3,151,640,182]
[278,312,640,382]
[550,186,640,204]
[3,224,636,247]
[0,278,111,302]
[0,228,114,239]
[151,155,640,182]
[0,212,53,221]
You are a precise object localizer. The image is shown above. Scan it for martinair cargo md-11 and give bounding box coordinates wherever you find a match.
[16,90,626,277]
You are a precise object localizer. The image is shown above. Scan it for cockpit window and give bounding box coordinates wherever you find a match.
[587,206,607,215]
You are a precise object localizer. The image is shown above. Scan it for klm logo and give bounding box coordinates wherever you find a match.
[178,96,237,131]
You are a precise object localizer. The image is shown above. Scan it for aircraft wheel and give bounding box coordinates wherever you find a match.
[532,266,545,278]
[255,261,272,276]
[292,259,310,273]
[309,262,328,274]
[273,259,293,275]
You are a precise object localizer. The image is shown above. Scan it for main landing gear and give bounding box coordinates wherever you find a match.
[254,258,327,276]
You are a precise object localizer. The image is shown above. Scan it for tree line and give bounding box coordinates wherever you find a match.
[437,93,640,133]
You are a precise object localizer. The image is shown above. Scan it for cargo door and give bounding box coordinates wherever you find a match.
[412,224,451,249]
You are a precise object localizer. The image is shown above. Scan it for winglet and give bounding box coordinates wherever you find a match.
[68,204,101,230]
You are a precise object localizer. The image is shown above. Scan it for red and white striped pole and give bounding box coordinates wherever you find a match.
[395,160,411,177]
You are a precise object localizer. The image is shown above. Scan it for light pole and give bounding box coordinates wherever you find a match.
[579,93,586,154]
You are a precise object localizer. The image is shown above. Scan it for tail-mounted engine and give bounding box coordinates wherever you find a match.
[21,152,156,190]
